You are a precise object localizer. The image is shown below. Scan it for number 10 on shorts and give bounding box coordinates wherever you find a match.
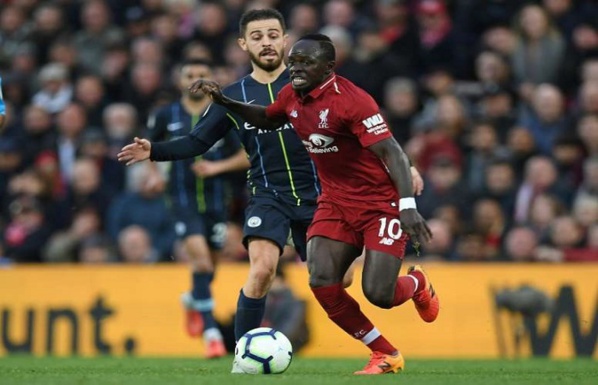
[378,217,403,245]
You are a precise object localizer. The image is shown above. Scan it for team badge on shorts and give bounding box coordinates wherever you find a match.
[175,222,187,236]
[247,216,262,228]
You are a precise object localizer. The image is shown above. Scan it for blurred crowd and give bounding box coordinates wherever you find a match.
[0,0,597,265]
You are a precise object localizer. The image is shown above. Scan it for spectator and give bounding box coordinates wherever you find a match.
[518,84,570,155]
[471,198,508,259]
[106,162,175,260]
[117,225,160,263]
[572,193,598,230]
[514,156,572,224]
[576,156,598,199]
[417,155,468,219]
[43,205,103,263]
[480,160,517,217]
[504,226,539,262]
[73,74,107,127]
[2,196,52,263]
[382,77,421,144]
[102,103,138,159]
[78,234,116,264]
[464,121,505,194]
[528,193,566,240]
[415,0,456,75]
[577,114,598,157]
[511,4,566,102]
[73,0,125,74]
[32,63,73,114]
[416,218,453,260]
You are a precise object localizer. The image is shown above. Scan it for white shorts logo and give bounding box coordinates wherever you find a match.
[247,216,262,228]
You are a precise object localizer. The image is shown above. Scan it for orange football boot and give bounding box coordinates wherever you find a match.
[408,265,440,323]
[204,338,227,359]
[354,351,405,375]
[185,309,204,338]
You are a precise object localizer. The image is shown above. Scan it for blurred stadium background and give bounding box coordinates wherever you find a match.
[0,0,597,365]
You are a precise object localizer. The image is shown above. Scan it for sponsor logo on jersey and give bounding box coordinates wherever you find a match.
[244,122,294,134]
[302,133,339,153]
[247,216,262,228]
[167,122,184,132]
[318,108,329,128]
[361,113,389,135]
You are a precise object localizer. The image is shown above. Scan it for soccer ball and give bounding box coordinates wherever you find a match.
[234,327,293,374]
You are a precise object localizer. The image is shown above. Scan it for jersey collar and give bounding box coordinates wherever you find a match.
[303,74,340,101]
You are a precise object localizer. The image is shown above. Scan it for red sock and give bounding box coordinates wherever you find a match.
[392,276,417,306]
[311,283,396,354]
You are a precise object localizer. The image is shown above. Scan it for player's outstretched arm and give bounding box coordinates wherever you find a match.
[189,79,287,130]
[118,137,151,166]
[118,135,214,165]
[369,137,432,246]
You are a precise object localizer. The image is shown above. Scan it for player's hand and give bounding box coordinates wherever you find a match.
[400,209,433,248]
[189,79,225,104]
[191,159,222,178]
[117,137,151,166]
[410,166,424,196]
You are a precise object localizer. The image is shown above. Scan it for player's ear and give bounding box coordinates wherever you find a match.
[238,37,248,52]
[325,61,336,74]
[283,33,289,49]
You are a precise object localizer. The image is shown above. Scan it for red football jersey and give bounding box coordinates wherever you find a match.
[266,75,399,205]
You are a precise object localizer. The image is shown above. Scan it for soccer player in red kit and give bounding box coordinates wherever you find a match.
[190,34,438,375]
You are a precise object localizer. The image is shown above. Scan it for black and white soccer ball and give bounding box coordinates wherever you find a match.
[234,327,293,374]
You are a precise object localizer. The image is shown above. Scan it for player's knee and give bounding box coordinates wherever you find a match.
[363,283,394,309]
[341,270,354,288]
[250,259,277,287]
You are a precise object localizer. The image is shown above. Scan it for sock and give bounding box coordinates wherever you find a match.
[392,276,418,306]
[311,283,396,354]
[234,289,266,341]
[192,272,217,331]
[409,270,426,294]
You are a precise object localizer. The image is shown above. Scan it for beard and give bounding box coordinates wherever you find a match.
[248,48,284,72]
[188,91,206,101]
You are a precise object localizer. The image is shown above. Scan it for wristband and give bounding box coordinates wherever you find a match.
[399,197,417,211]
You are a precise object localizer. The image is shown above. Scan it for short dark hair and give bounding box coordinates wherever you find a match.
[239,9,286,37]
[297,33,336,62]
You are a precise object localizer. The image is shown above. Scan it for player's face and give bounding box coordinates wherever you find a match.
[288,40,333,94]
[239,19,286,72]
[180,64,212,100]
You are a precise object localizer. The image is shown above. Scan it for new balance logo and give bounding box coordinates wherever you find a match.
[379,237,395,245]
[290,110,298,118]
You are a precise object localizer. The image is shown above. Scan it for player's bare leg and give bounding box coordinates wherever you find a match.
[362,249,439,320]
[181,235,226,358]
[234,238,280,338]
[307,237,402,374]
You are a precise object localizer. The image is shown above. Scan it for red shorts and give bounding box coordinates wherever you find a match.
[307,200,408,259]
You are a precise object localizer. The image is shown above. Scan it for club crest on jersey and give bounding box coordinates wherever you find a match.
[318,108,329,128]
[247,216,262,228]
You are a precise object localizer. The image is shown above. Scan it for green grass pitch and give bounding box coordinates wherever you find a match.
[0,356,596,385]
